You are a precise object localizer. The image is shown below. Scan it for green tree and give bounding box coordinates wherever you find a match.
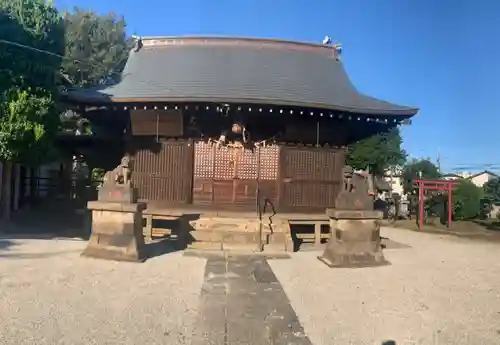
[60,8,131,137]
[346,127,406,176]
[62,8,131,87]
[0,0,64,220]
[453,179,483,220]
[401,158,441,194]
[483,177,500,204]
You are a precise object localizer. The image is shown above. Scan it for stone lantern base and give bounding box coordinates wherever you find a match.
[82,200,147,262]
[318,209,389,268]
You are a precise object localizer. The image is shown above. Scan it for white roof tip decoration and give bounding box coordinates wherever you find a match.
[322,36,342,61]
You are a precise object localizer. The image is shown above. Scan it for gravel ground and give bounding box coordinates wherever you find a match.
[0,238,206,345]
[269,227,500,345]
[3,228,500,345]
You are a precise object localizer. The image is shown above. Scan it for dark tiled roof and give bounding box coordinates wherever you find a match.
[442,173,461,178]
[467,170,499,179]
[64,36,418,116]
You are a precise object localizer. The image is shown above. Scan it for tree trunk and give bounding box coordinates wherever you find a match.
[0,162,3,215]
[1,162,13,221]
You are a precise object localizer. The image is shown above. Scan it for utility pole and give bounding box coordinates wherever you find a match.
[436,151,441,173]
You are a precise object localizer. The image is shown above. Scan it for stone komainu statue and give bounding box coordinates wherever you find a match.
[335,165,375,210]
[103,156,132,186]
[341,166,375,195]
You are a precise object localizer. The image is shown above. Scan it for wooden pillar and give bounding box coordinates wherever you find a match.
[13,164,20,211]
[144,214,153,242]
[447,183,453,229]
[0,162,3,209]
[418,181,424,230]
[314,222,322,246]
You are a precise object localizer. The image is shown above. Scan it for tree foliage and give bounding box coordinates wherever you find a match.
[0,0,64,91]
[401,158,441,194]
[453,179,483,220]
[0,0,64,164]
[483,178,500,204]
[346,127,406,176]
[0,89,59,162]
[62,8,131,87]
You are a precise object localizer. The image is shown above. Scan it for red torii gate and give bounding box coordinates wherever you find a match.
[413,179,458,230]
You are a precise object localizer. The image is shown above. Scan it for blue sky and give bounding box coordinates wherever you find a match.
[55,0,500,173]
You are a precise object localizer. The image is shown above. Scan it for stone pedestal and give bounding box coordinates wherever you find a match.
[82,200,147,262]
[318,209,389,268]
[97,184,136,203]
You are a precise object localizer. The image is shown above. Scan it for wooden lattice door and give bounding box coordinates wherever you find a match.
[192,142,279,209]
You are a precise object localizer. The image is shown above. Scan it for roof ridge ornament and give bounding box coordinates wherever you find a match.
[322,35,342,61]
[322,36,332,45]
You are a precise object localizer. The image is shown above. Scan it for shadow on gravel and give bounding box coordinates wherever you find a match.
[472,219,500,232]
[0,239,16,252]
[145,238,181,259]
[2,199,90,240]
[0,249,83,260]
[380,237,411,250]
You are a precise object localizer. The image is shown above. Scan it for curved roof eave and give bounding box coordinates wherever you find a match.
[60,36,419,118]
[61,90,418,116]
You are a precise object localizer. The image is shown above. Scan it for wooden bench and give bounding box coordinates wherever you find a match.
[295,232,330,242]
[287,218,330,246]
[143,213,179,240]
[143,213,185,248]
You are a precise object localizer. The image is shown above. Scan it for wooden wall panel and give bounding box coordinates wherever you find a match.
[193,141,214,179]
[130,109,183,137]
[278,146,344,212]
[214,146,234,179]
[193,141,214,205]
[282,119,348,145]
[237,149,258,180]
[131,140,193,204]
[258,145,279,180]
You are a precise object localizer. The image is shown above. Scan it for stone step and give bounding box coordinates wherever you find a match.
[188,216,289,233]
[193,217,262,223]
[190,230,261,244]
[191,218,261,232]
[264,232,291,252]
[187,242,223,251]
[263,232,286,243]
[187,242,261,252]
[262,246,288,254]
[187,230,289,253]
[221,243,261,252]
[187,242,288,254]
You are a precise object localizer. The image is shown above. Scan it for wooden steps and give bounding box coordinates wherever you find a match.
[186,217,289,252]
[141,211,329,253]
[295,233,330,241]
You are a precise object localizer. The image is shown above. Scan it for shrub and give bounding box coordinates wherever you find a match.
[453,180,483,220]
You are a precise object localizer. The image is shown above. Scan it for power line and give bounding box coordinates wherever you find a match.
[2,36,498,171]
[0,39,64,59]
[0,38,123,81]
[0,38,177,93]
